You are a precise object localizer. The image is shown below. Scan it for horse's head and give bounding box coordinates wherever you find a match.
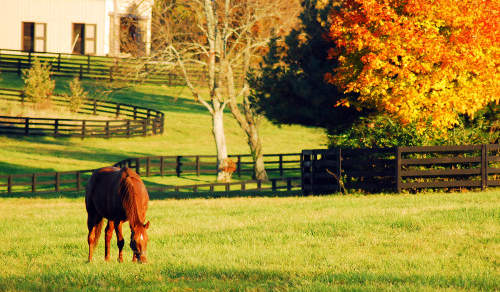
[130,221,150,263]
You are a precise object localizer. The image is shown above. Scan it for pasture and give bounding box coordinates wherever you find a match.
[0,190,498,291]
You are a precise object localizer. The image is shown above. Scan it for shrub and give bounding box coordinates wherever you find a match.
[23,59,55,109]
[66,77,88,113]
[328,115,426,148]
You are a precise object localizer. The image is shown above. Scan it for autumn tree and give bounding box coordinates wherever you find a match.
[326,0,500,135]
[149,0,300,181]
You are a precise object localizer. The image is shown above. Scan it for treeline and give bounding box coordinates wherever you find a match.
[249,0,499,148]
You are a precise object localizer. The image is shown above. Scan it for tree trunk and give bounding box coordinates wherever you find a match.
[225,59,268,181]
[212,108,230,182]
[248,122,268,181]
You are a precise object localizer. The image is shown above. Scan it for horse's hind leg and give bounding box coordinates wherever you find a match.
[114,221,125,262]
[104,220,115,261]
[87,215,104,262]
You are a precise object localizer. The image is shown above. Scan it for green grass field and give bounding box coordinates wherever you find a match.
[1,72,498,291]
[0,190,498,291]
[0,72,326,182]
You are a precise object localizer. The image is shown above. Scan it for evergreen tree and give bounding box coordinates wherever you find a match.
[249,0,371,134]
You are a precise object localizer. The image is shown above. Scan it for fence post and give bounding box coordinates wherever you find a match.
[272,179,277,191]
[81,120,86,139]
[160,114,165,134]
[79,64,83,79]
[481,144,488,190]
[109,67,113,82]
[337,148,342,193]
[54,119,59,137]
[57,53,61,71]
[196,156,200,176]
[7,175,12,193]
[136,158,140,175]
[160,157,164,176]
[87,55,90,73]
[76,171,81,192]
[25,118,29,135]
[32,173,36,193]
[133,107,137,120]
[55,172,60,192]
[105,121,110,138]
[126,120,131,137]
[146,157,151,177]
[143,120,147,136]
[93,99,97,115]
[176,156,182,177]
[17,59,22,76]
[279,154,283,177]
[237,155,241,177]
[287,177,292,191]
[257,180,262,191]
[395,147,401,193]
[28,51,32,67]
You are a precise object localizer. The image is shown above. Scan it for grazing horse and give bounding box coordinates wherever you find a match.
[85,167,150,263]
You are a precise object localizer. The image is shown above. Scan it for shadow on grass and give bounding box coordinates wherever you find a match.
[1,72,215,116]
[0,188,302,200]
[0,263,494,291]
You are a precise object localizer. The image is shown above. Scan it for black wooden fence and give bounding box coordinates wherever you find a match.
[0,49,243,86]
[302,144,500,194]
[113,153,301,178]
[0,153,302,195]
[0,88,164,138]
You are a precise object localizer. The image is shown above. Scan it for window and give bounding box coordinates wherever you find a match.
[85,24,96,55]
[22,22,46,52]
[72,23,96,55]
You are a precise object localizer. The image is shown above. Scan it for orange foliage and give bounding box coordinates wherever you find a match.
[326,0,500,133]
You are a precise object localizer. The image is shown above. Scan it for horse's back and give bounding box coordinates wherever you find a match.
[86,167,127,221]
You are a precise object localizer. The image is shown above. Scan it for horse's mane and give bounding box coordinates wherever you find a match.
[120,167,147,228]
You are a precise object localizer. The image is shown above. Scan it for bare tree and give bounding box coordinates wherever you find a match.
[149,0,300,181]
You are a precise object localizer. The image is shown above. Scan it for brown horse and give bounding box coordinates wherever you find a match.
[85,166,150,263]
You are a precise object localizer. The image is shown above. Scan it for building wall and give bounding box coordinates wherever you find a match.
[0,0,110,55]
[0,0,153,56]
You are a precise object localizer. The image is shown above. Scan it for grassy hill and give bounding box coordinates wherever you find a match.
[0,190,498,291]
[0,72,326,179]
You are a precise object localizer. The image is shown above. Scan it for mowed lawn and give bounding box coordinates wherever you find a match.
[0,190,498,291]
[0,72,326,179]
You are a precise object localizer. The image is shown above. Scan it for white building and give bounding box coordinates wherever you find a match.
[0,0,153,56]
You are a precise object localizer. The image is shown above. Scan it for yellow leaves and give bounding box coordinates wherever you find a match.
[335,98,351,108]
[325,0,500,135]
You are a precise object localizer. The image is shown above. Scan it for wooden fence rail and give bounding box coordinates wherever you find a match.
[302,144,500,194]
[0,153,302,195]
[113,153,302,178]
[0,88,164,138]
[0,49,244,86]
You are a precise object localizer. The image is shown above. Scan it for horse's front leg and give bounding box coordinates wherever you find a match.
[104,220,115,261]
[114,221,125,263]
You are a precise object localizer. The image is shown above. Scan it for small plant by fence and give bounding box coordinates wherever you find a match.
[0,49,244,86]
[302,144,500,194]
[0,88,164,138]
[0,153,302,196]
